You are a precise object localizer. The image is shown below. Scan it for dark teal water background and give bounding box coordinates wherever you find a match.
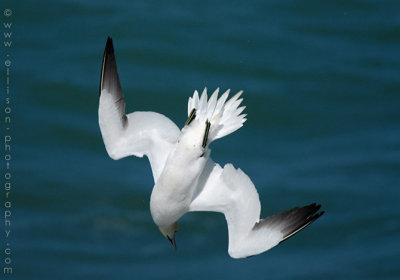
[3,0,400,279]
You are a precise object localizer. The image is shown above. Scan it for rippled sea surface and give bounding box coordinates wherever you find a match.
[5,0,400,279]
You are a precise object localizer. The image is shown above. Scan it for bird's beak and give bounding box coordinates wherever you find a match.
[167,235,177,250]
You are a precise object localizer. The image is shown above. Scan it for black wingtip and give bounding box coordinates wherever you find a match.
[105,36,114,56]
[99,37,112,96]
[100,36,120,96]
[279,203,325,243]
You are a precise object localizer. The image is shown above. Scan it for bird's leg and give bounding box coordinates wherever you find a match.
[202,120,211,148]
[185,108,196,126]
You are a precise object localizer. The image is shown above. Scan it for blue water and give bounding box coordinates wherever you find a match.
[3,0,400,279]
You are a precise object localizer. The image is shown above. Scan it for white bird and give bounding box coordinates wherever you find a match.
[98,37,324,258]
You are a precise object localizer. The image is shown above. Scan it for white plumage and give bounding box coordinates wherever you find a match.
[98,37,324,258]
[187,88,247,142]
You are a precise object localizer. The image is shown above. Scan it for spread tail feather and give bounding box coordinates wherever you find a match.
[187,88,247,142]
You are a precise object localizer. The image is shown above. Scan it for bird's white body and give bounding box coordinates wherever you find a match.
[98,37,324,258]
[150,121,208,227]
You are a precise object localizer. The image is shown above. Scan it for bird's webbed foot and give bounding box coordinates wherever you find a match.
[185,108,196,126]
[202,120,211,148]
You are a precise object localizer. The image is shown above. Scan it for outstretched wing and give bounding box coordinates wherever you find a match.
[99,37,181,182]
[189,159,324,258]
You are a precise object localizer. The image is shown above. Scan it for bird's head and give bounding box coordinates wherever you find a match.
[158,222,179,250]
